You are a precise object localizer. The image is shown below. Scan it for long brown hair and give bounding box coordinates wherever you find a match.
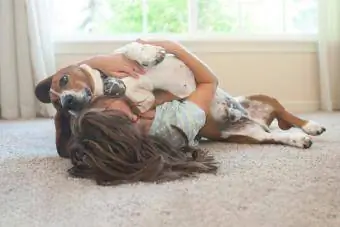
[67,105,218,186]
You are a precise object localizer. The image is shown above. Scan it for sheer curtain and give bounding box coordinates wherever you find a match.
[0,0,55,119]
[317,0,340,111]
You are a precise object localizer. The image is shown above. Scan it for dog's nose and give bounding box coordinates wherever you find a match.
[62,95,75,109]
[62,94,85,111]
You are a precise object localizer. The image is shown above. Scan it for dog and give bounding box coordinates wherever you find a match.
[34,42,326,158]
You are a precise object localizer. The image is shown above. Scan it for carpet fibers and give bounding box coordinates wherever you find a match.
[0,112,339,227]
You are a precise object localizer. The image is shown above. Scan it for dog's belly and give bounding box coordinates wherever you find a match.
[235,96,274,125]
[145,56,196,98]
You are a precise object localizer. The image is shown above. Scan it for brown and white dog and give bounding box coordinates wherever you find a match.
[34,42,326,158]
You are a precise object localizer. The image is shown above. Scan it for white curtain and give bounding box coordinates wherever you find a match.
[0,0,56,119]
[317,0,340,111]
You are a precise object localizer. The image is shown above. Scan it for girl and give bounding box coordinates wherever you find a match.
[68,39,220,185]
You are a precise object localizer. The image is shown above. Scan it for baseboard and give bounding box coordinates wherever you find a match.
[331,100,340,110]
[281,101,320,113]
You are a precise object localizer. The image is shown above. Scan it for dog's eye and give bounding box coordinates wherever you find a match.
[59,75,69,87]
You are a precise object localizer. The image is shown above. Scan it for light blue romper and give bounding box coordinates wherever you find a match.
[149,100,206,148]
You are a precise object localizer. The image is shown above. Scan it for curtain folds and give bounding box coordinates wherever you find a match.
[317,0,340,111]
[0,0,56,119]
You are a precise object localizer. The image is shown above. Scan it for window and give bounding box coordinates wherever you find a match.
[53,0,318,40]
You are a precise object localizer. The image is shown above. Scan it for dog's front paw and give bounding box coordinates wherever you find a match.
[123,42,166,67]
[135,94,156,113]
[302,120,326,136]
[103,78,126,97]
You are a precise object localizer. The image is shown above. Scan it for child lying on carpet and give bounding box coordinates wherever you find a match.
[67,39,220,185]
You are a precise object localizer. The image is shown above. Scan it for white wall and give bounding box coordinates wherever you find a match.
[55,39,321,113]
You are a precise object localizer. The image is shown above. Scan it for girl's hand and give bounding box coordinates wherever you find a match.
[136,38,184,55]
[81,53,145,78]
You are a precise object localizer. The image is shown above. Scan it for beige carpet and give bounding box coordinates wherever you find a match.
[0,112,339,227]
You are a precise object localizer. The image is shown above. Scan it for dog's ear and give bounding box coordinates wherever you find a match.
[35,76,53,103]
[54,111,72,158]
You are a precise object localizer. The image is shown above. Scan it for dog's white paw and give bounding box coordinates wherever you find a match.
[289,133,313,149]
[123,42,166,67]
[302,121,326,136]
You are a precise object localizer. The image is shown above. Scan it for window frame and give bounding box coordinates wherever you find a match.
[53,0,318,54]
[54,34,317,56]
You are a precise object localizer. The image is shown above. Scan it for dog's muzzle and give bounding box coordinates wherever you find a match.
[60,88,92,112]
[60,78,126,112]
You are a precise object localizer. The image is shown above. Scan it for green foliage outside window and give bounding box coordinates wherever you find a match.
[78,0,317,35]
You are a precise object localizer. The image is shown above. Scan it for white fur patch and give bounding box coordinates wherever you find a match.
[302,120,326,136]
[121,76,155,113]
[113,42,195,112]
[79,64,104,96]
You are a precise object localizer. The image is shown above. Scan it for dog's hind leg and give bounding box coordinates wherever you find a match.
[220,121,313,149]
[277,110,326,136]
[244,95,326,136]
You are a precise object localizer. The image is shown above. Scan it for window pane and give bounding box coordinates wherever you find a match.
[53,0,318,37]
[147,0,188,33]
[240,0,284,34]
[53,0,89,36]
[285,0,318,34]
[88,0,143,34]
[54,0,143,36]
[197,0,239,33]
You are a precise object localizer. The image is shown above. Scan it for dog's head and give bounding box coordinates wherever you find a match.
[34,65,92,158]
[35,64,126,113]
[34,64,127,158]
[35,64,99,113]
